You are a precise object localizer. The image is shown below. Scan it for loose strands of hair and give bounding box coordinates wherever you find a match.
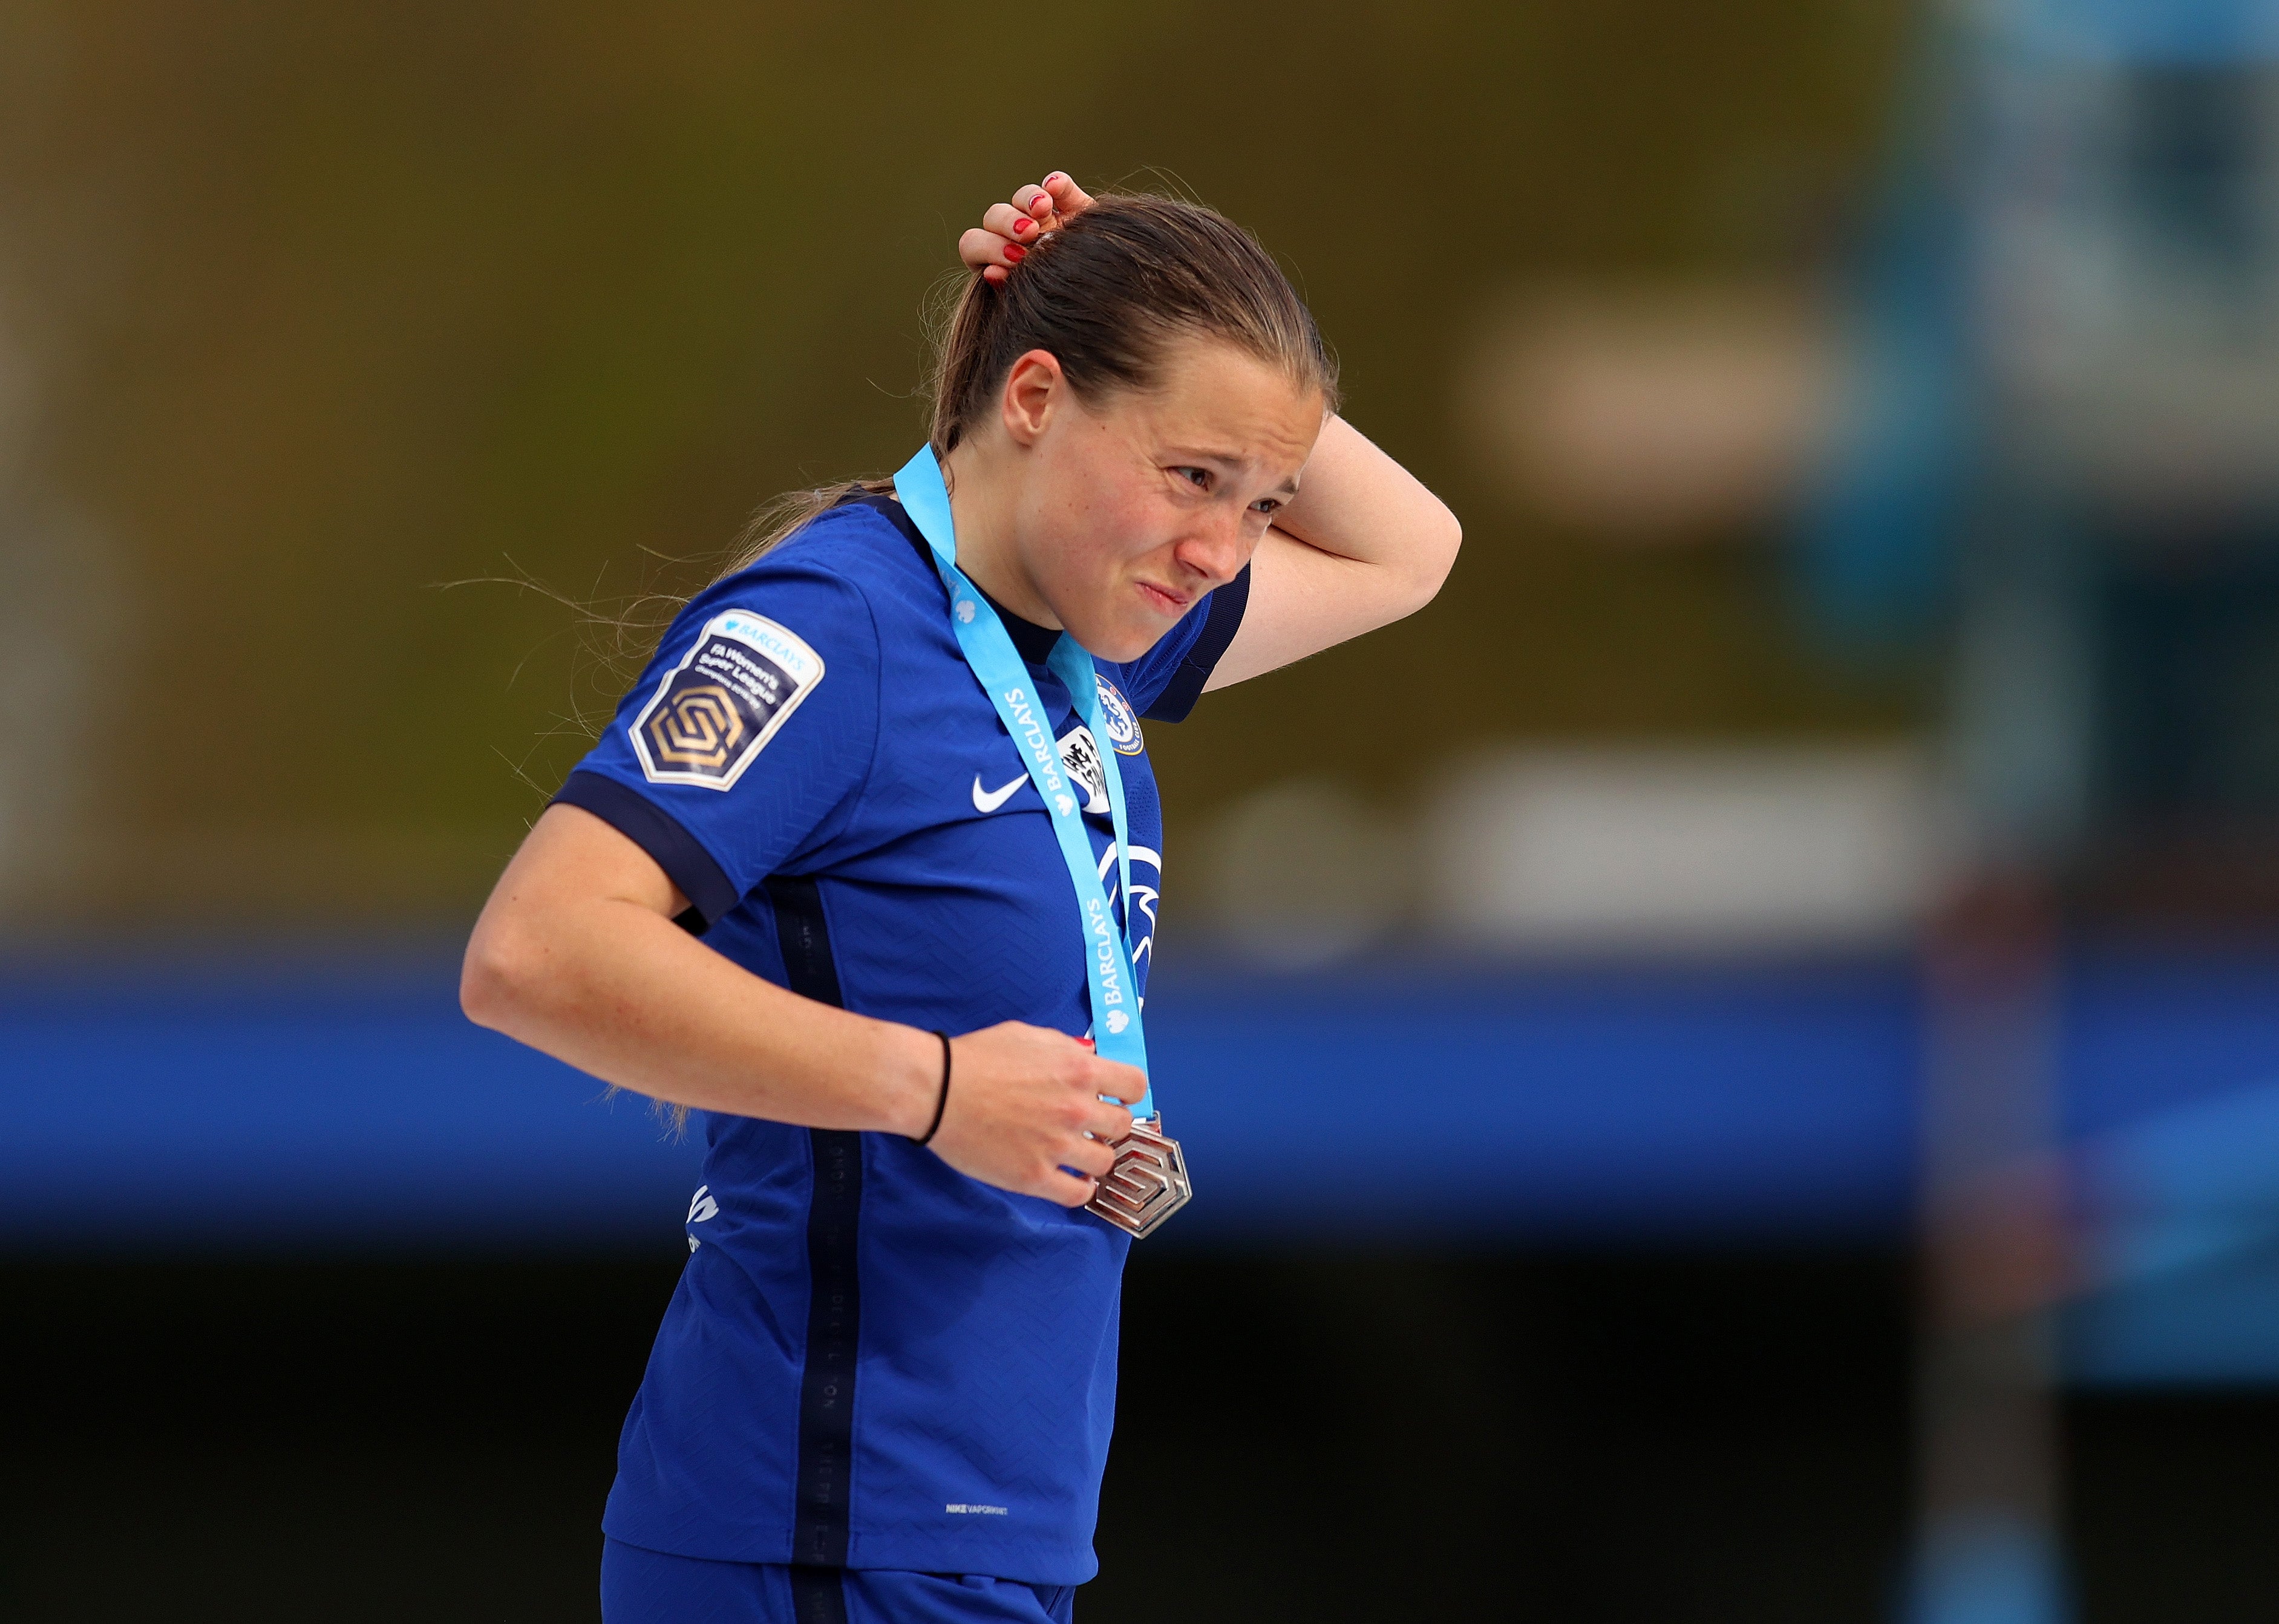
[712,192,1338,580]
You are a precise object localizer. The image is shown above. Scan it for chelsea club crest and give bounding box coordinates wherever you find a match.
[1094,674,1145,756]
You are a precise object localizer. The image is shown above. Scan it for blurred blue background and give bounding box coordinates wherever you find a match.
[13,944,2279,1386]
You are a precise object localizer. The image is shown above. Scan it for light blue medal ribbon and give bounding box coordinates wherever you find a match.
[893,445,1154,1120]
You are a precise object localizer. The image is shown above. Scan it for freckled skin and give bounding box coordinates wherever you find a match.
[945,336,1324,664]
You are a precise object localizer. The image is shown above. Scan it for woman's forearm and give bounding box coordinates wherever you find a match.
[465,806,1142,1203]
[1274,414,1460,585]
[462,807,940,1135]
[1206,415,1461,688]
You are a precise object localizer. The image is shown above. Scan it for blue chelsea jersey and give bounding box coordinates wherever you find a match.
[550,494,1249,1585]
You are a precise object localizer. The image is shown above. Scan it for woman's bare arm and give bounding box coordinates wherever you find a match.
[462,803,1142,1205]
[1207,413,1459,688]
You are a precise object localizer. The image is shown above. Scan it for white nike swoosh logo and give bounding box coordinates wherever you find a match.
[972,772,1028,814]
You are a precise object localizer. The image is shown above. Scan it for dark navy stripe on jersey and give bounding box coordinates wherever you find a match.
[554,769,739,925]
[859,495,1061,665]
[794,1130,861,1566]
[788,1565,849,1624]
[768,876,863,1570]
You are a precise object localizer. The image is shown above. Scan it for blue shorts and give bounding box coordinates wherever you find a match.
[600,1538,1079,1624]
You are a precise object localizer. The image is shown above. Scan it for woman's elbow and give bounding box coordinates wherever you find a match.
[1399,503,1462,616]
[460,908,540,1032]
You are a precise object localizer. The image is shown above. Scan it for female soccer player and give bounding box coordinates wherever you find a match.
[462,174,1459,1623]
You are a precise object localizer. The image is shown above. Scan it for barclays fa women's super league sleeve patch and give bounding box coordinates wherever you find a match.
[630,609,825,789]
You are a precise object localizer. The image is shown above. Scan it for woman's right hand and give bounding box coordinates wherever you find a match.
[958,172,1096,285]
[927,1021,1143,1205]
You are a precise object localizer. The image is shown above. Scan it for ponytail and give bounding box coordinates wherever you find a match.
[710,192,1336,581]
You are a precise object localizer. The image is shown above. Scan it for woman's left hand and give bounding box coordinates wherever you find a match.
[959,172,1096,284]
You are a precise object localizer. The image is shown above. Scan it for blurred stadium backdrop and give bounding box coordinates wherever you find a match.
[7,1,2279,1620]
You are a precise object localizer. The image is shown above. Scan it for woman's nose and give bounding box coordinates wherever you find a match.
[1177,510,1246,585]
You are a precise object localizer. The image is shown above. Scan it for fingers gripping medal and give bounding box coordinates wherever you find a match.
[895,446,1191,1238]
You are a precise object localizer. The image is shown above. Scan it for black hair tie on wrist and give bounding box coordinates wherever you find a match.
[915,1031,952,1146]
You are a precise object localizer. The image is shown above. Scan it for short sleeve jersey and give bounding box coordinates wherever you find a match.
[552,494,1249,1585]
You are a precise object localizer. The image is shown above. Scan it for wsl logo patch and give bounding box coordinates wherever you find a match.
[632,610,824,790]
[1094,674,1144,756]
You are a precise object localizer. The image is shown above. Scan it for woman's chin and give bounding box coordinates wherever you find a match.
[1069,611,1171,663]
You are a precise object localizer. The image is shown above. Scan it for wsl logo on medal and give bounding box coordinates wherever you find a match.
[1087,1119,1191,1238]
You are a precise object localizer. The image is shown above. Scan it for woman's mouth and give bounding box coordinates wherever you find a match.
[1135,580,1190,616]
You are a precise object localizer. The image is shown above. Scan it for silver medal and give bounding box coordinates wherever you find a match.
[1085,1117,1192,1239]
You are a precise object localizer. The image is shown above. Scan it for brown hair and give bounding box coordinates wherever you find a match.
[719,192,1338,577]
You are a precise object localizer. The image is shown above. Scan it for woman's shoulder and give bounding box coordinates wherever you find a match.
[624,504,919,703]
[653,501,912,646]
[704,497,937,621]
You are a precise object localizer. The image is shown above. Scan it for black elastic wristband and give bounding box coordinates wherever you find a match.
[914,1031,952,1146]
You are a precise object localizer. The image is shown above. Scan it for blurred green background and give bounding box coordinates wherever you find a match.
[0,0,1912,926]
[22,11,2279,1623]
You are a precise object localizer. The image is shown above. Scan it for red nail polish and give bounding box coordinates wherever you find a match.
[1003,244,1027,263]
[1013,217,1033,233]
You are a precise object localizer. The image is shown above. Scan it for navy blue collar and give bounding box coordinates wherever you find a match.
[852,491,1062,665]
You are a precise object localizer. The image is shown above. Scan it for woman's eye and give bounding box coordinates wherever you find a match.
[1249,497,1282,517]
[1172,467,1209,489]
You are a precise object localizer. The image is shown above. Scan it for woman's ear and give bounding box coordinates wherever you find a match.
[999,349,1066,449]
